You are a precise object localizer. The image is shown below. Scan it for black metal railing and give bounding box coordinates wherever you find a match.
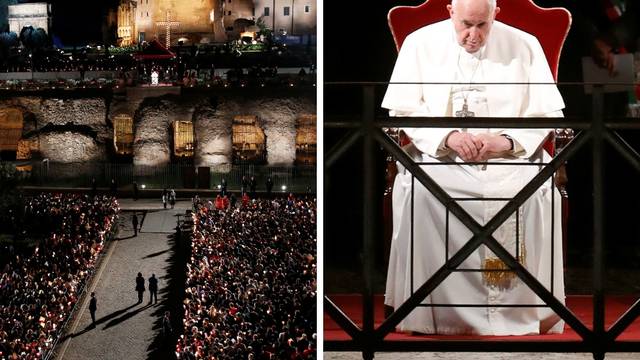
[23,162,316,193]
[324,82,640,360]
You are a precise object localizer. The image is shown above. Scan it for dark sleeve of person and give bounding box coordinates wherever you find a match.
[534,0,634,53]
[612,1,640,52]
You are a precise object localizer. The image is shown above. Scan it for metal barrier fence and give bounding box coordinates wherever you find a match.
[25,162,316,193]
[324,83,640,360]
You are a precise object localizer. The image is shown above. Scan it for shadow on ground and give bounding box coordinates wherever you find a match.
[62,302,141,340]
[143,249,170,259]
[146,230,190,360]
[115,210,147,240]
[103,303,154,329]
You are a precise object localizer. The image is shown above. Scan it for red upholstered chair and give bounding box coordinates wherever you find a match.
[383,0,572,262]
[389,0,570,79]
[388,0,571,154]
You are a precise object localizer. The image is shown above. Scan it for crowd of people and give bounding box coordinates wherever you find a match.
[0,193,119,359]
[0,71,314,92]
[177,196,317,359]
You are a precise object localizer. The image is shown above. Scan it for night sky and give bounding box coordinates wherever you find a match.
[48,0,118,45]
[8,0,118,45]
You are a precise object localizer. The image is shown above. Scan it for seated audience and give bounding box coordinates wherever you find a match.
[177,196,316,359]
[0,193,119,359]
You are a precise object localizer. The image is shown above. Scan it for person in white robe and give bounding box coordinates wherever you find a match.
[381,0,566,335]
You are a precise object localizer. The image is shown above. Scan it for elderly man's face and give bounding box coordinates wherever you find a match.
[447,0,499,53]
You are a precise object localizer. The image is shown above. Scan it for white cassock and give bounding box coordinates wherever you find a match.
[381,19,566,335]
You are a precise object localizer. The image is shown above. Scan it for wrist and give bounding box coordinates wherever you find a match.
[444,130,459,149]
[501,134,514,151]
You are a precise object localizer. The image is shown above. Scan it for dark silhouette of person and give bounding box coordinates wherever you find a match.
[249,176,257,197]
[89,292,97,327]
[148,273,158,304]
[133,181,139,201]
[241,176,248,195]
[110,178,117,196]
[534,0,639,119]
[162,311,173,340]
[135,272,145,303]
[266,176,273,196]
[132,213,139,236]
[91,177,97,197]
[220,178,228,197]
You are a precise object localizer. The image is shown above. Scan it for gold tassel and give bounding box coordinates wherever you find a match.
[482,243,526,290]
[481,205,527,290]
[482,258,516,290]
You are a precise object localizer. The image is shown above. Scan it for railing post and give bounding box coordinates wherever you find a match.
[591,84,605,360]
[362,85,376,360]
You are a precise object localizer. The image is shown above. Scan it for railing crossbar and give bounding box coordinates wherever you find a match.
[324,84,640,359]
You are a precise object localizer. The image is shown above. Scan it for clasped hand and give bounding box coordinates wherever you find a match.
[445,131,512,162]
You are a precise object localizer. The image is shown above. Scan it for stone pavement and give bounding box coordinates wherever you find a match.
[50,196,640,360]
[324,352,639,359]
[56,199,192,360]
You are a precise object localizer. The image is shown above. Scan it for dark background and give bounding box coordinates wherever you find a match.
[324,1,414,283]
[1,0,118,45]
[47,0,119,46]
[324,0,640,287]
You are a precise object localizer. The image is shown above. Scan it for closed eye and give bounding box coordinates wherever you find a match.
[462,20,487,28]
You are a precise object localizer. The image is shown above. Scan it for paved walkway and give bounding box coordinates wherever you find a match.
[57,199,191,360]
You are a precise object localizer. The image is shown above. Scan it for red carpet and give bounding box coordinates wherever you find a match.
[325,295,640,341]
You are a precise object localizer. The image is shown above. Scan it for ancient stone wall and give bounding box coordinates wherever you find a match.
[193,103,232,169]
[133,96,197,167]
[1,90,315,168]
[38,132,106,163]
[0,97,44,133]
[253,97,315,165]
[39,98,110,141]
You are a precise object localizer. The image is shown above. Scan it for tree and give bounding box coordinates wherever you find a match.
[19,26,49,51]
[256,18,274,45]
[0,31,18,67]
[0,31,18,46]
[19,26,49,72]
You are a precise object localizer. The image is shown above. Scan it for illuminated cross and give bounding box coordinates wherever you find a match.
[156,10,180,48]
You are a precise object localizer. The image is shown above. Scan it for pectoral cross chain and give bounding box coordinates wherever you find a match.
[455,101,475,117]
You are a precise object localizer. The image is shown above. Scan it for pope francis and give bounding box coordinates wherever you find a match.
[381,0,566,335]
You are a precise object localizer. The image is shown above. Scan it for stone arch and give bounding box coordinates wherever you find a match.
[0,108,24,160]
[173,120,195,158]
[232,115,266,164]
[113,113,134,155]
[295,114,316,165]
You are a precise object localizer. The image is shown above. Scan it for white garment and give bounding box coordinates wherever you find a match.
[382,19,566,335]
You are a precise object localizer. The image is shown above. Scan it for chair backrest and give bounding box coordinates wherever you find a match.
[387,0,571,81]
[388,0,571,154]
